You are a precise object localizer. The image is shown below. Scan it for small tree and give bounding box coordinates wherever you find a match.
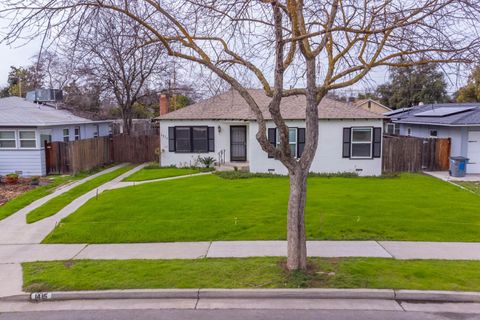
[3,0,479,270]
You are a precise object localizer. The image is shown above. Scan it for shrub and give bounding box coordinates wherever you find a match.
[198,156,216,168]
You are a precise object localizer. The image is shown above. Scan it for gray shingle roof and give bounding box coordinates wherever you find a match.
[390,103,480,126]
[0,97,109,126]
[158,89,384,121]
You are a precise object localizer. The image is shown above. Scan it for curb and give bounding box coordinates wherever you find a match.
[2,288,480,303]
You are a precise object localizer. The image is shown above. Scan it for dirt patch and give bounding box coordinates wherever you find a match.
[0,181,33,206]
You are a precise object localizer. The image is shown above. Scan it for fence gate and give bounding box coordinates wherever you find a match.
[45,141,70,175]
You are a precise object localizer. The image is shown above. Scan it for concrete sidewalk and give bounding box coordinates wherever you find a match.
[2,240,480,263]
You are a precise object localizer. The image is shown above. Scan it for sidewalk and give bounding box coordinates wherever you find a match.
[2,240,480,263]
[0,164,145,245]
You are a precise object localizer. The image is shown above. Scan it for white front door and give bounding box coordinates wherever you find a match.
[467,131,480,173]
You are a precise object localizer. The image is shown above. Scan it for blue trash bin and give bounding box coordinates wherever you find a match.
[449,156,469,177]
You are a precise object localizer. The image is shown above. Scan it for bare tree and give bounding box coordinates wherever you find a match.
[69,10,166,134]
[3,0,479,270]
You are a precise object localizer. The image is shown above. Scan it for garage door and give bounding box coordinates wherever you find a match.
[467,131,480,173]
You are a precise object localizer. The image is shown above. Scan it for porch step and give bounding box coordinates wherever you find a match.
[215,162,250,172]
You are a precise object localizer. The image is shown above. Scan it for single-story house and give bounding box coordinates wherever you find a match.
[157,89,384,176]
[0,96,111,176]
[387,103,480,173]
[354,98,391,115]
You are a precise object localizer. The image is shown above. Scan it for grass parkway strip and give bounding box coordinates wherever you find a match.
[26,165,134,224]
[0,169,107,222]
[43,173,480,243]
[22,257,480,292]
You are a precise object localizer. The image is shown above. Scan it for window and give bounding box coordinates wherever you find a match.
[169,126,215,153]
[74,127,81,141]
[93,124,99,138]
[351,128,373,158]
[268,127,305,159]
[385,123,400,135]
[407,128,412,136]
[430,130,438,137]
[19,131,36,148]
[0,131,16,148]
[63,129,70,142]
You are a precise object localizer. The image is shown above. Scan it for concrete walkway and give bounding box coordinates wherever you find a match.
[0,164,145,245]
[110,171,213,190]
[424,171,480,182]
[2,240,480,263]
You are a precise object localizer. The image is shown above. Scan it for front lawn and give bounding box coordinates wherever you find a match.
[27,165,134,224]
[456,181,480,195]
[43,173,480,243]
[0,172,99,222]
[23,258,480,292]
[123,165,205,182]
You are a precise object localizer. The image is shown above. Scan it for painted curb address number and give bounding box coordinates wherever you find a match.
[31,292,52,301]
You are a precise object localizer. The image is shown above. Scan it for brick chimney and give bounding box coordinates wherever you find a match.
[159,94,170,115]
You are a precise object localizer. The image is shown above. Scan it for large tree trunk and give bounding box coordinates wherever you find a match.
[286,166,308,270]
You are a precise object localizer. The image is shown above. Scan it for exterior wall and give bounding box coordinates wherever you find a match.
[0,149,45,176]
[160,119,383,176]
[48,123,110,142]
[159,120,247,167]
[249,119,383,176]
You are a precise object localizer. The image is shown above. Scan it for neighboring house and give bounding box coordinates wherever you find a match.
[157,89,384,176]
[388,103,480,173]
[0,96,111,176]
[354,99,391,115]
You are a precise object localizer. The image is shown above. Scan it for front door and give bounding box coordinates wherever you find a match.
[230,126,247,162]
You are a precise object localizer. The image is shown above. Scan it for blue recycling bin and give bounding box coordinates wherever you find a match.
[449,156,469,177]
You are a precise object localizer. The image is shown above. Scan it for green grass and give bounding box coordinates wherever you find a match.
[26,165,134,224]
[123,166,203,182]
[22,258,480,292]
[43,173,480,243]
[456,181,480,195]
[0,173,96,222]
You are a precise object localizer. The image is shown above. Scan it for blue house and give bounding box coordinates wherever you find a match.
[387,103,480,173]
[0,96,111,176]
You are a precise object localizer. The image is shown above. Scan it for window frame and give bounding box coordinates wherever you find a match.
[430,130,438,138]
[350,127,373,159]
[93,124,99,138]
[18,130,37,149]
[275,127,299,158]
[192,126,209,153]
[74,126,81,141]
[0,130,17,149]
[63,128,70,142]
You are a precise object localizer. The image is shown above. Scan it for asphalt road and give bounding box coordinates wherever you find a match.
[1,309,480,320]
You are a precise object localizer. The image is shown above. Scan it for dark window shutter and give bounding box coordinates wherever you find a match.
[297,128,305,158]
[373,127,382,158]
[208,127,215,152]
[168,127,175,152]
[267,128,276,158]
[342,128,351,158]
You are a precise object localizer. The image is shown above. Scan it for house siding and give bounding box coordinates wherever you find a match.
[160,119,383,176]
[0,149,45,176]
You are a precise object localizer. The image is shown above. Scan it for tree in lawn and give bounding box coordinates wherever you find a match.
[376,64,451,109]
[456,65,480,103]
[4,0,479,270]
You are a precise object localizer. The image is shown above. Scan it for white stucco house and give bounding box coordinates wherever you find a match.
[157,89,384,176]
[387,103,480,173]
[0,96,111,176]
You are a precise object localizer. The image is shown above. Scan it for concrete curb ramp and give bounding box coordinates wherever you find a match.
[4,288,480,303]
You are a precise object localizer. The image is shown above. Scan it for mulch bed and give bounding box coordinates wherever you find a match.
[0,178,36,206]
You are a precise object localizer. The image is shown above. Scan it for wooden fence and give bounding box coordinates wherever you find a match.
[45,135,159,175]
[382,135,451,173]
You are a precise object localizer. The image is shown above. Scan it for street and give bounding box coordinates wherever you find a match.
[2,309,480,320]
